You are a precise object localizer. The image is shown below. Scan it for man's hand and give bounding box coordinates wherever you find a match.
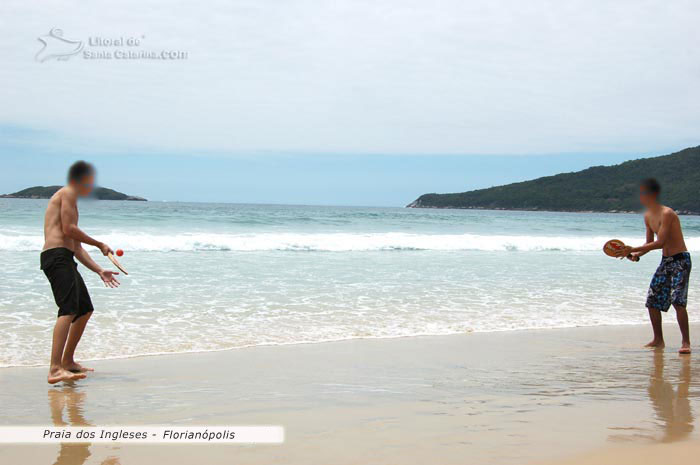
[99,269,120,288]
[627,252,641,262]
[98,242,113,256]
[614,245,633,259]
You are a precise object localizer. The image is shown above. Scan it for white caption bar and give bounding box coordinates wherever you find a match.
[0,426,284,444]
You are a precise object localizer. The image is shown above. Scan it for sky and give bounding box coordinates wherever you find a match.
[0,0,698,205]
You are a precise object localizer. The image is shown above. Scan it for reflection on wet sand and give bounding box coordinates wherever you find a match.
[648,350,694,443]
[606,350,696,444]
[48,385,120,465]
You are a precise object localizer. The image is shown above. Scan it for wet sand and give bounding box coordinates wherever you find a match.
[1,324,699,464]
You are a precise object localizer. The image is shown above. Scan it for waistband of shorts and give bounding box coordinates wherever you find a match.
[40,247,75,258]
[662,251,691,261]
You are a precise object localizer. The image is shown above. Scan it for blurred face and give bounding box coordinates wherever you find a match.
[639,185,657,208]
[72,173,96,197]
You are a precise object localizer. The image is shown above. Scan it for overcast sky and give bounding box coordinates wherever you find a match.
[0,0,698,204]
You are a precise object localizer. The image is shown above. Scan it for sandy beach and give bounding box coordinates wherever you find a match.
[1,323,698,464]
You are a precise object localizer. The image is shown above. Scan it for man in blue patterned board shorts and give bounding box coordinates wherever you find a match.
[614,179,692,354]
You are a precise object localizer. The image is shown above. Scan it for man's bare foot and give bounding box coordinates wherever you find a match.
[48,368,87,384]
[679,343,691,355]
[62,361,94,373]
[645,339,665,348]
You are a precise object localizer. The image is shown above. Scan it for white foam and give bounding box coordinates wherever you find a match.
[2,232,699,252]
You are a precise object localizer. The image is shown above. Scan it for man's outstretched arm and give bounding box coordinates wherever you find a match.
[75,245,120,288]
[74,244,103,274]
[60,191,112,256]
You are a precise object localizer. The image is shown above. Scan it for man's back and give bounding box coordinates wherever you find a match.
[43,187,77,252]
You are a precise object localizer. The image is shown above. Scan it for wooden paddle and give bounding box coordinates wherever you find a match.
[603,239,639,261]
[107,252,129,275]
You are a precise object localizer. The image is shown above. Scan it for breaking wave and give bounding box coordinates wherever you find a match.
[2,232,698,252]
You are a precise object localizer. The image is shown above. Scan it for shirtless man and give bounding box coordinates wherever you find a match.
[41,161,121,384]
[615,178,692,354]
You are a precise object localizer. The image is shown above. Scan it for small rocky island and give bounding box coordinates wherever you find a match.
[1,186,147,201]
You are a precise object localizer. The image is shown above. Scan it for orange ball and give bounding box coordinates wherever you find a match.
[116,249,124,257]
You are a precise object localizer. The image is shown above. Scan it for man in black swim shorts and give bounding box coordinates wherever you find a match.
[615,178,692,354]
[41,161,121,384]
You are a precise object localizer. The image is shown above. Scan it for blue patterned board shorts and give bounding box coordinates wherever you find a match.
[646,252,692,312]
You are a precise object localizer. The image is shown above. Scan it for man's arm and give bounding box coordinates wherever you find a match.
[60,191,112,256]
[627,211,674,255]
[74,244,103,274]
[628,216,655,260]
[75,244,121,288]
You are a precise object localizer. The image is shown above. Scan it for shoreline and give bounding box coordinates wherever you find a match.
[0,320,671,369]
[406,204,700,216]
[2,323,699,464]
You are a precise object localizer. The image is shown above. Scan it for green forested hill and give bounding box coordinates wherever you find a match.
[1,186,147,201]
[408,146,700,214]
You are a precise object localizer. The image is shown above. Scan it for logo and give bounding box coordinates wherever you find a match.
[35,28,84,62]
[34,28,189,63]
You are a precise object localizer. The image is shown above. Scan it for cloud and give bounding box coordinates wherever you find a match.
[0,0,698,155]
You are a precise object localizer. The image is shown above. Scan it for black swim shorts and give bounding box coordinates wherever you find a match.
[40,247,94,321]
[646,252,692,312]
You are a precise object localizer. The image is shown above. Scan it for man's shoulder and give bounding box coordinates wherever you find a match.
[48,187,76,210]
[661,206,678,220]
[55,186,77,202]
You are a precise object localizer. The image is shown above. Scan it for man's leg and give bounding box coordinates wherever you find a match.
[48,316,87,384]
[645,307,665,348]
[674,305,691,354]
[62,311,94,372]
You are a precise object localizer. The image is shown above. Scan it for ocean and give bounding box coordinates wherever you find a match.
[1,198,699,367]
